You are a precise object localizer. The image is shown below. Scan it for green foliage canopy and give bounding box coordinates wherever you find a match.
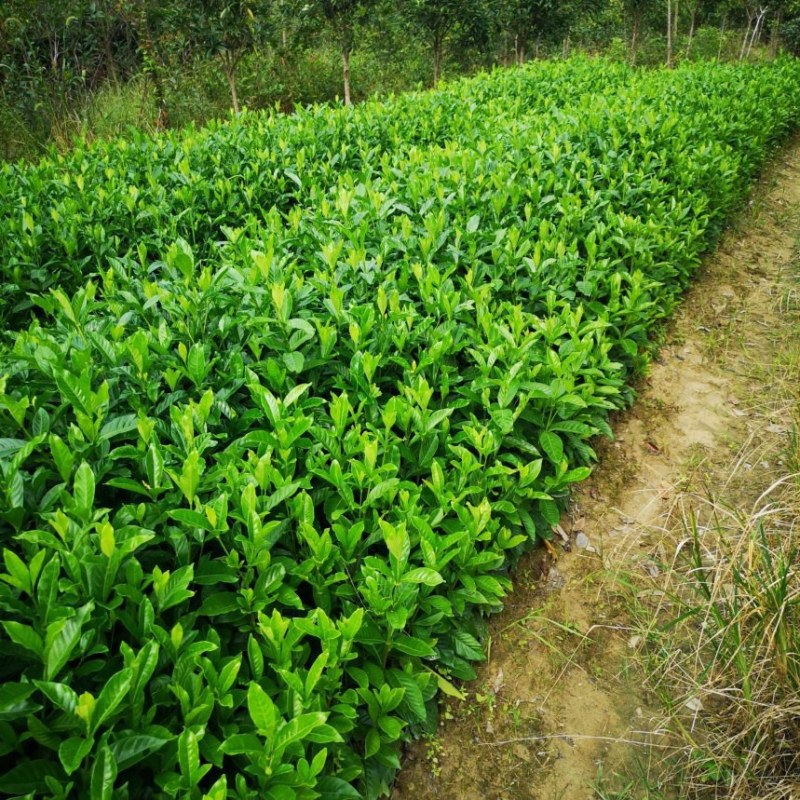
[1,57,800,799]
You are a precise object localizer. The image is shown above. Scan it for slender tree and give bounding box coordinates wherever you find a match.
[769,0,791,56]
[407,0,457,86]
[498,0,556,63]
[406,0,489,86]
[666,0,680,66]
[739,0,761,59]
[314,0,370,105]
[186,0,269,113]
[623,0,653,64]
[684,0,699,54]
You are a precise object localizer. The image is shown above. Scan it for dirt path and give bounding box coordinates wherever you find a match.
[391,138,800,800]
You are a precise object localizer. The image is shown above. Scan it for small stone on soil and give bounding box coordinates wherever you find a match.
[575,532,595,552]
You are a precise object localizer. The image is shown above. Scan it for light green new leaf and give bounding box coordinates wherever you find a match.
[379,519,409,565]
[401,567,444,587]
[283,382,311,408]
[425,667,466,701]
[282,351,305,374]
[202,775,228,800]
[144,442,164,489]
[187,343,207,386]
[48,434,74,482]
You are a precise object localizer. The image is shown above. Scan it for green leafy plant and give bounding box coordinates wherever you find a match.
[1,57,800,799]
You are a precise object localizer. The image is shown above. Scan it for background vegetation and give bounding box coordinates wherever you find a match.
[3,0,800,161]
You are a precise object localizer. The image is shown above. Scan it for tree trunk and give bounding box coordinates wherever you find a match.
[514,33,527,65]
[758,9,768,46]
[222,54,240,114]
[342,46,351,105]
[630,9,641,66]
[562,33,571,58]
[685,7,697,57]
[770,9,784,58]
[747,7,767,57]
[717,13,727,62]
[666,0,673,67]
[433,34,443,87]
[740,12,754,61]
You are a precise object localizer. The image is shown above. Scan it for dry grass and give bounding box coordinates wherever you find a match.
[598,468,800,799]
[660,486,798,793]
[596,245,800,799]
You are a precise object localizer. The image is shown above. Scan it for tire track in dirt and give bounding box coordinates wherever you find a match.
[391,137,800,800]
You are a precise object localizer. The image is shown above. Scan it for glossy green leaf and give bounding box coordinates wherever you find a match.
[89,668,133,735]
[59,736,93,776]
[247,682,278,738]
[90,742,118,800]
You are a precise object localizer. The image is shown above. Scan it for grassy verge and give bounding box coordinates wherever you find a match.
[597,254,800,800]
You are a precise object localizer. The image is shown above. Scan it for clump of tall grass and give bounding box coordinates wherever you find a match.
[625,472,800,799]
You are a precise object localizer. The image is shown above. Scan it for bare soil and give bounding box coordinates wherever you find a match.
[391,138,800,800]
